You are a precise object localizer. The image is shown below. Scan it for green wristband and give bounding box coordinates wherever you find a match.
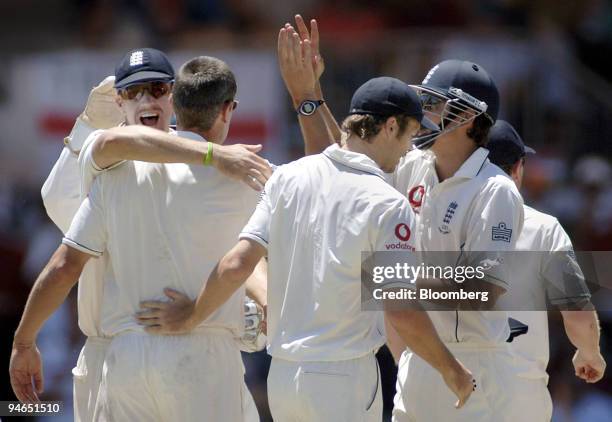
[203,142,213,166]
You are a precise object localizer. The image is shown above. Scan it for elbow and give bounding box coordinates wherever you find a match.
[220,253,256,286]
[562,310,598,331]
[47,247,86,289]
[94,130,122,154]
[385,310,421,339]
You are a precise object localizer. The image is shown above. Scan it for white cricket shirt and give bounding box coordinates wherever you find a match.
[240,144,417,362]
[392,147,524,344]
[498,205,590,379]
[63,131,260,337]
[41,125,111,337]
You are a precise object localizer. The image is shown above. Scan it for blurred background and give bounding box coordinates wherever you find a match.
[1,0,611,420]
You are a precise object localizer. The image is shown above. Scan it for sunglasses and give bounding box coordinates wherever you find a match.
[118,81,172,100]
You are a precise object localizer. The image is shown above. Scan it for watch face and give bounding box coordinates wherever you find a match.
[301,101,316,115]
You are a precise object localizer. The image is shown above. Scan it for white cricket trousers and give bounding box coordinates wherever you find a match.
[267,352,382,422]
[73,336,111,422]
[511,376,553,421]
[93,329,250,422]
[392,343,526,422]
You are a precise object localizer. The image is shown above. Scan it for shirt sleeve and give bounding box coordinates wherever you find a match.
[371,199,418,290]
[463,181,525,290]
[78,129,125,200]
[62,176,107,257]
[41,147,82,234]
[239,172,278,249]
[541,220,591,306]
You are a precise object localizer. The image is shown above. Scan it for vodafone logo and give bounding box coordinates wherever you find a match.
[394,223,411,241]
[408,185,425,212]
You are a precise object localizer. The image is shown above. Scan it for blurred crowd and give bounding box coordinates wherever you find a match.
[1,0,611,421]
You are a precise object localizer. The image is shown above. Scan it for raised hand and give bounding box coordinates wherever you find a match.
[81,76,124,130]
[278,22,317,106]
[293,15,324,81]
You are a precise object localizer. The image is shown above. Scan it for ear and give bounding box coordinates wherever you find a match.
[510,159,523,186]
[511,158,523,175]
[384,116,397,137]
[219,101,233,123]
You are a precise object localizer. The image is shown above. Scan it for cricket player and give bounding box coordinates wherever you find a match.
[277,17,526,419]
[386,59,526,421]
[10,51,270,421]
[140,72,478,421]
[487,120,606,420]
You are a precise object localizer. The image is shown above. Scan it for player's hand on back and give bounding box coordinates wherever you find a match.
[136,288,197,334]
[442,358,475,409]
[212,143,272,191]
[9,343,44,403]
[81,76,124,130]
[573,349,606,383]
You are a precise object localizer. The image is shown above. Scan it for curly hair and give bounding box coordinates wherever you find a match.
[341,113,413,142]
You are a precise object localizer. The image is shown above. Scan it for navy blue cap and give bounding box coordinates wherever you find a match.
[114,48,175,89]
[418,59,500,122]
[349,77,438,131]
[487,120,535,166]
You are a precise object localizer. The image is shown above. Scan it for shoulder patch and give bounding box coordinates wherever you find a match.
[492,222,512,242]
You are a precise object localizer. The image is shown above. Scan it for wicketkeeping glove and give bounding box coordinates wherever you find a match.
[64,76,124,153]
[81,76,124,129]
[237,298,267,352]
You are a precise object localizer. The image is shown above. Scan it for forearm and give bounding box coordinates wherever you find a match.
[14,247,84,345]
[245,258,267,308]
[562,310,600,353]
[298,113,334,155]
[384,314,407,365]
[190,247,260,326]
[385,309,459,375]
[93,126,208,169]
[291,89,334,155]
[315,82,342,144]
[320,104,343,144]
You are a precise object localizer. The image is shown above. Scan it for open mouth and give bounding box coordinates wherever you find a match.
[139,112,160,126]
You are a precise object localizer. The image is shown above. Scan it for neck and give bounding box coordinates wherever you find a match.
[430,136,477,181]
[344,135,394,172]
[178,126,225,144]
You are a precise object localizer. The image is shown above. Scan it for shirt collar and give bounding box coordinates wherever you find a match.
[322,144,386,179]
[453,147,489,179]
[176,130,206,142]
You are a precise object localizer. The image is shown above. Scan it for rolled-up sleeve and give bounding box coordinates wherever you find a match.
[239,173,278,249]
[62,177,107,257]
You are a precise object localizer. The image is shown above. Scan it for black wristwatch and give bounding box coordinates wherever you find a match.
[297,99,325,116]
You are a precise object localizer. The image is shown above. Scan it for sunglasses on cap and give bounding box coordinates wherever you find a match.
[118,81,173,101]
